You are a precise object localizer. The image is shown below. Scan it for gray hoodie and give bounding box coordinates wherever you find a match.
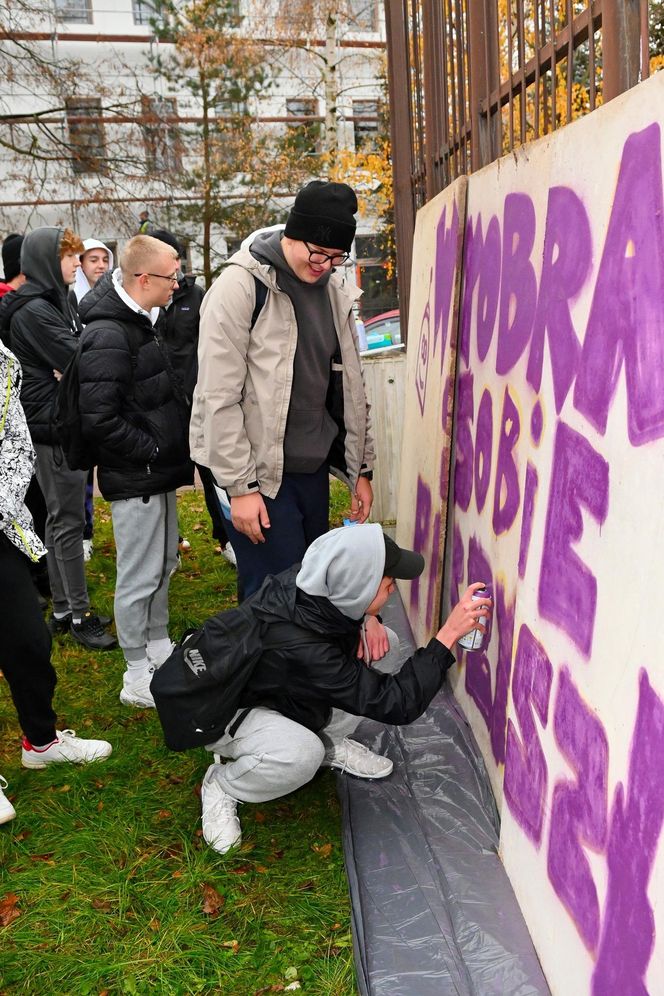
[296,522,385,620]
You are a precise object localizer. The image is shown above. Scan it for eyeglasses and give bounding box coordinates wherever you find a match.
[134,272,179,285]
[303,243,350,267]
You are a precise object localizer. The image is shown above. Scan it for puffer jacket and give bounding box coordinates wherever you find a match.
[190,247,374,499]
[238,565,454,734]
[77,271,194,501]
[0,341,47,561]
[0,227,81,445]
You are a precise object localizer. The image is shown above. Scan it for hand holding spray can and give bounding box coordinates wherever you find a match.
[458,587,491,651]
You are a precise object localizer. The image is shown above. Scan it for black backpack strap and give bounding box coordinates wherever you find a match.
[250,275,268,331]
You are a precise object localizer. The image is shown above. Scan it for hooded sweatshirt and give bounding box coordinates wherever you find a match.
[250,231,339,474]
[0,227,81,444]
[73,239,114,304]
[296,522,385,620]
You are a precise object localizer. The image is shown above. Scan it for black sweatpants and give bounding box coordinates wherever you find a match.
[0,534,57,745]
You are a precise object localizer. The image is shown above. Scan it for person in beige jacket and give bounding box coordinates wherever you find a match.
[190,180,376,604]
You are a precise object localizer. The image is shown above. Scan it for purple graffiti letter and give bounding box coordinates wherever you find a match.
[504,625,553,845]
[518,462,538,579]
[410,476,432,613]
[574,123,664,445]
[548,666,608,951]
[527,187,591,412]
[464,537,494,726]
[474,389,493,514]
[497,193,537,375]
[492,387,521,535]
[454,371,474,510]
[434,202,460,369]
[477,216,502,362]
[490,581,516,764]
[539,421,609,657]
[593,670,664,994]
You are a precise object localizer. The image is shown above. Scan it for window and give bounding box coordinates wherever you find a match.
[132,0,154,25]
[55,0,92,23]
[66,98,106,174]
[347,0,377,32]
[352,99,380,151]
[285,98,321,156]
[216,97,248,117]
[142,97,182,173]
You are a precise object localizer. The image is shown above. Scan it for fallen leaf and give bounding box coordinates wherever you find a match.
[157,810,172,820]
[30,853,55,864]
[59,784,71,793]
[254,811,266,823]
[172,870,183,879]
[256,865,268,874]
[201,883,225,917]
[148,917,161,932]
[99,990,110,995]
[222,939,240,953]
[14,829,31,841]
[91,899,112,911]
[165,774,185,785]
[97,801,104,812]
[0,893,21,927]
[313,842,333,858]
[270,849,285,860]
[332,922,341,930]
[230,864,251,875]
[284,967,298,980]
[297,880,315,891]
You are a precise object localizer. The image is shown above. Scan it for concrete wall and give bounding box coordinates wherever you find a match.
[398,70,664,995]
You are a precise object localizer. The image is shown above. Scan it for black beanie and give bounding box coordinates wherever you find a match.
[2,233,23,283]
[150,228,184,259]
[284,180,357,252]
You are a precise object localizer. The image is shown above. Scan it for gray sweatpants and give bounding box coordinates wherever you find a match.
[34,442,89,616]
[206,627,401,803]
[111,491,178,659]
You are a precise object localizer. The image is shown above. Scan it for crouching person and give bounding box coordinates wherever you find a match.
[199,523,491,854]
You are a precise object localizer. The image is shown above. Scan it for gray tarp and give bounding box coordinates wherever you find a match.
[338,591,551,996]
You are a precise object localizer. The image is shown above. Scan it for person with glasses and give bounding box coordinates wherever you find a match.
[191,181,377,621]
[76,235,194,708]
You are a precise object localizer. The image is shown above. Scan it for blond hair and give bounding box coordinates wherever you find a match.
[120,235,177,280]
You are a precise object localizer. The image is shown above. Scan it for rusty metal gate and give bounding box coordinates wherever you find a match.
[385,0,654,330]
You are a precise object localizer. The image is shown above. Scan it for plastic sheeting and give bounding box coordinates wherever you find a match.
[338,591,551,996]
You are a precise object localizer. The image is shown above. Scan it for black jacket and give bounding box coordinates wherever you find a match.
[239,566,455,733]
[156,274,204,397]
[77,272,194,501]
[0,228,81,445]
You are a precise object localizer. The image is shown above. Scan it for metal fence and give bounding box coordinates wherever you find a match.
[385,0,654,331]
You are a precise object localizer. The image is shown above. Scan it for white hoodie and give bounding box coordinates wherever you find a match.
[73,238,114,303]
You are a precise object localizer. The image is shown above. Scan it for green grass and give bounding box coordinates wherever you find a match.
[0,484,356,995]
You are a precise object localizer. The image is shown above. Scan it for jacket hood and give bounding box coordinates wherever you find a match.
[73,239,114,303]
[250,565,361,637]
[251,230,333,289]
[77,269,153,328]
[0,279,53,334]
[296,523,385,620]
[226,244,362,303]
[20,228,69,308]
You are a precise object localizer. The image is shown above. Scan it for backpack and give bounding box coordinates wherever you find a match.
[150,600,265,751]
[52,338,97,471]
[53,327,140,472]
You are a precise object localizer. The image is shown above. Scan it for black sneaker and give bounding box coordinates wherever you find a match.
[48,612,72,635]
[71,612,117,651]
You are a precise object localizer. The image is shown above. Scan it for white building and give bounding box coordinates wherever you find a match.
[0,0,394,311]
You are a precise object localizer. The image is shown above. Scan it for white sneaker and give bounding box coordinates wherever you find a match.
[0,776,16,823]
[119,666,156,708]
[322,738,393,779]
[221,543,237,568]
[21,730,112,769]
[82,539,93,562]
[201,763,242,854]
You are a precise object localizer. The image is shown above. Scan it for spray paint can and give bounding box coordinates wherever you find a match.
[458,588,491,651]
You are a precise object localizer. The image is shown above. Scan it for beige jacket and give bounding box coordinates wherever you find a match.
[190,248,374,499]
